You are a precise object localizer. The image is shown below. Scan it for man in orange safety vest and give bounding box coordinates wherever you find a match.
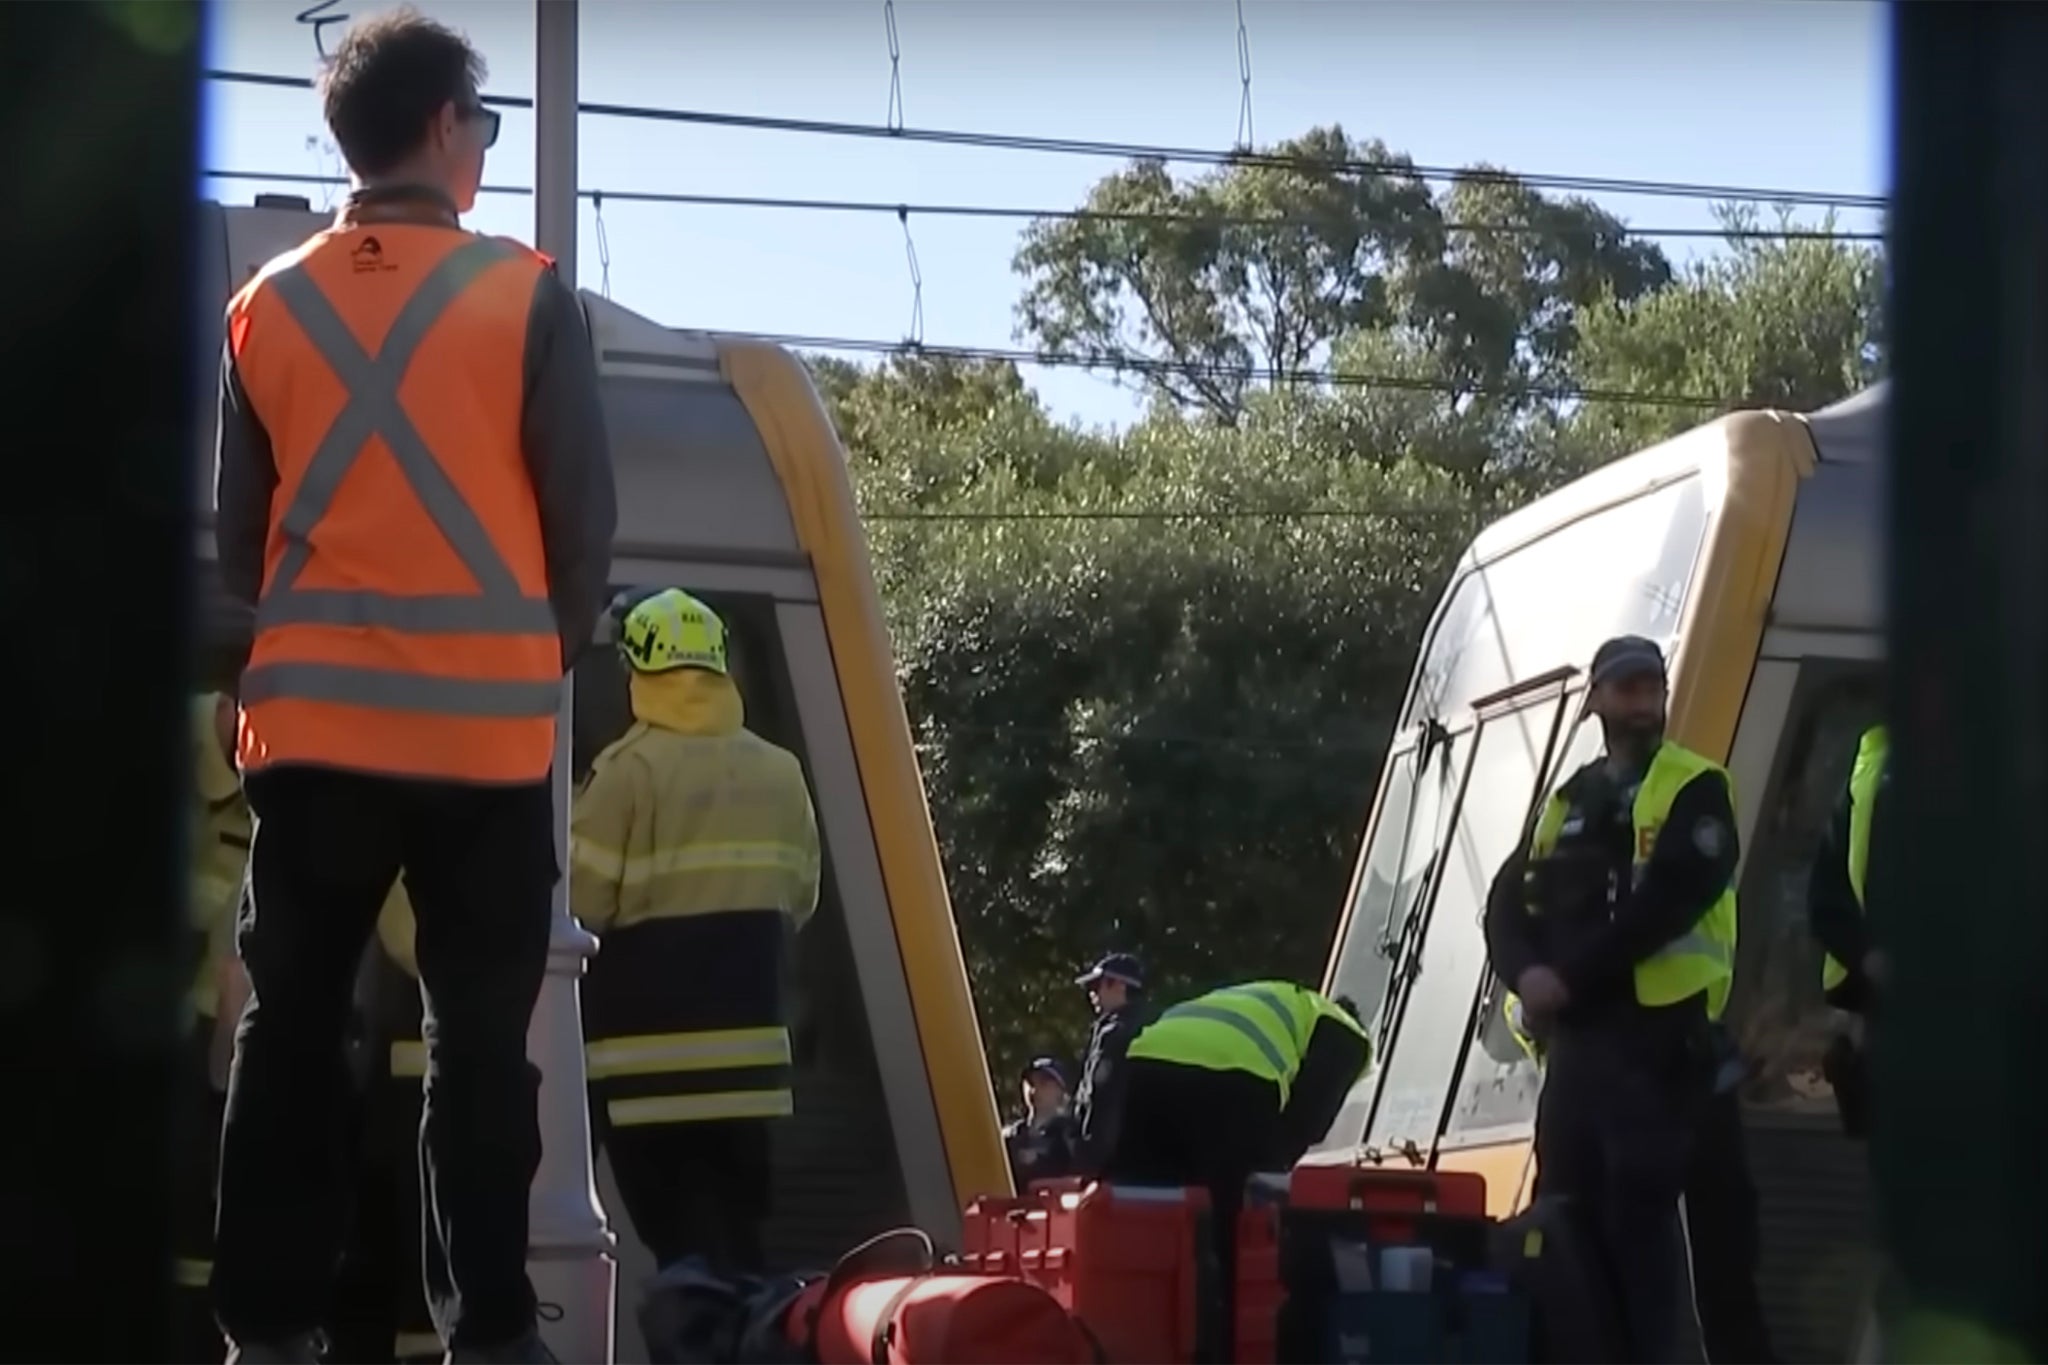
[208,10,616,1362]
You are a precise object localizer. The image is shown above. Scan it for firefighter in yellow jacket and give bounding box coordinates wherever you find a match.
[571,588,821,1275]
[172,690,251,1363]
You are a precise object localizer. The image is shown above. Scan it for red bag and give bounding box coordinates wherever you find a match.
[1287,1166,1488,1241]
[802,1273,1098,1364]
[786,1227,1098,1365]
[960,1180,1280,1363]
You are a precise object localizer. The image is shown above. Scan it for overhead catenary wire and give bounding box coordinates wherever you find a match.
[201,169,1886,244]
[860,504,1480,523]
[1233,0,1255,152]
[883,0,905,132]
[739,332,1726,409]
[203,67,1889,210]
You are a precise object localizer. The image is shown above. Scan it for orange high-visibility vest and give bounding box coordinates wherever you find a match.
[228,223,563,783]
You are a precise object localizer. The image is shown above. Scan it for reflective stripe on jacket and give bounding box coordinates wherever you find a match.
[1127,980,1363,1104]
[1823,724,1888,991]
[228,223,561,783]
[573,668,820,1127]
[1528,741,1738,1017]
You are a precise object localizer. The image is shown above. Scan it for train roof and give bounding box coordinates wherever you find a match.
[1771,381,1887,638]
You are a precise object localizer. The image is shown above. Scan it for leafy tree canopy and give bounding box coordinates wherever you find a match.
[808,135,1885,1084]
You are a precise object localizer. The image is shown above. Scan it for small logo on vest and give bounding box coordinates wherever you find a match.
[351,236,396,274]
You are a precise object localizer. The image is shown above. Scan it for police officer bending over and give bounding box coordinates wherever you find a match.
[1485,636,1739,1365]
[1106,982,1371,1364]
[1003,1056,1079,1189]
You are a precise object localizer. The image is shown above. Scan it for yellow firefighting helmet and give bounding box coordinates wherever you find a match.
[616,588,729,675]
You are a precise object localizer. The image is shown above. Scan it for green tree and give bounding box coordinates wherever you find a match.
[1567,205,1886,453]
[822,173,1887,1084]
[858,399,1488,1076]
[1011,127,1672,425]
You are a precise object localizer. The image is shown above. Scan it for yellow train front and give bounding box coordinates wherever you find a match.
[191,197,1009,1360]
[1313,387,1886,1363]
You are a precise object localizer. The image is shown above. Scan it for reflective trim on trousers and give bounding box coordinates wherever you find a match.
[586,1027,791,1080]
[606,1089,796,1127]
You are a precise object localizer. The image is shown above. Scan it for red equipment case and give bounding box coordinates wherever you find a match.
[959,1179,1283,1364]
[1287,1164,1489,1236]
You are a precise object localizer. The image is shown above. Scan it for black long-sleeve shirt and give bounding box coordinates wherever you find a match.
[1071,1002,1148,1175]
[1485,761,1739,1017]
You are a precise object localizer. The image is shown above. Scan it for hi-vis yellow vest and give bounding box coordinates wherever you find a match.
[1127,980,1368,1104]
[1822,724,1888,991]
[1513,742,1739,1024]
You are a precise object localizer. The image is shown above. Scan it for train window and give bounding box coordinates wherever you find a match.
[1315,734,1459,1153]
[1328,740,1420,1037]
[1366,696,1564,1148]
[1725,662,1882,1110]
[1443,710,1604,1143]
[1408,476,1708,727]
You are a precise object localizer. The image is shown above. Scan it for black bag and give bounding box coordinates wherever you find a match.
[638,1259,818,1365]
[1491,1195,1628,1364]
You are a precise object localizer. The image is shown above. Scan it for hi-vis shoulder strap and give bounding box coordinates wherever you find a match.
[241,236,558,722]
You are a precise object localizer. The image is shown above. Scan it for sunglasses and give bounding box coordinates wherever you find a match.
[461,100,502,150]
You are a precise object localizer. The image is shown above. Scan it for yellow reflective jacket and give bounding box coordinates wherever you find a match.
[1525,741,1738,1019]
[570,669,820,935]
[571,668,821,1129]
[1822,724,1888,991]
[1128,980,1368,1104]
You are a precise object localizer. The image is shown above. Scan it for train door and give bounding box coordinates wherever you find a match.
[1719,650,1884,1363]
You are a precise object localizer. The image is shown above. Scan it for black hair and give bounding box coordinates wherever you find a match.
[317,6,486,178]
[1334,994,1363,1024]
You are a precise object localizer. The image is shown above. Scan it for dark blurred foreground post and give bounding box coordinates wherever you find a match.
[1880,2,2048,1360]
[0,0,204,1357]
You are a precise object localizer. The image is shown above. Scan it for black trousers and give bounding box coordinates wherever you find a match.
[170,1026,227,1364]
[1684,1088,1777,1364]
[1534,1022,1712,1365]
[326,1068,441,1364]
[599,1116,773,1274]
[214,768,555,1350]
[1102,1058,1283,1365]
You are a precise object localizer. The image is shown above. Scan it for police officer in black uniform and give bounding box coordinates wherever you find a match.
[1485,636,1739,1364]
[1070,953,1150,1177]
[1683,1025,1778,1364]
[1003,1056,1078,1189]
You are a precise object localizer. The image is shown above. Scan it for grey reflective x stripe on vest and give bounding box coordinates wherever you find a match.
[1162,984,1300,1075]
[242,236,558,719]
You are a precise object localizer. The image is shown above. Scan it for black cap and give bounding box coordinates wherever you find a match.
[1021,1056,1070,1089]
[1590,635,1667,687]
[1075,952,1145,991]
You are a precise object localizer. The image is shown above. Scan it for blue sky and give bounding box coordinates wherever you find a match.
[203,0,1890,427]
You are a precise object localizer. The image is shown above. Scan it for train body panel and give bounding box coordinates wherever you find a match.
[1314,385,1887,1360]
[190,200,1008,1362]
